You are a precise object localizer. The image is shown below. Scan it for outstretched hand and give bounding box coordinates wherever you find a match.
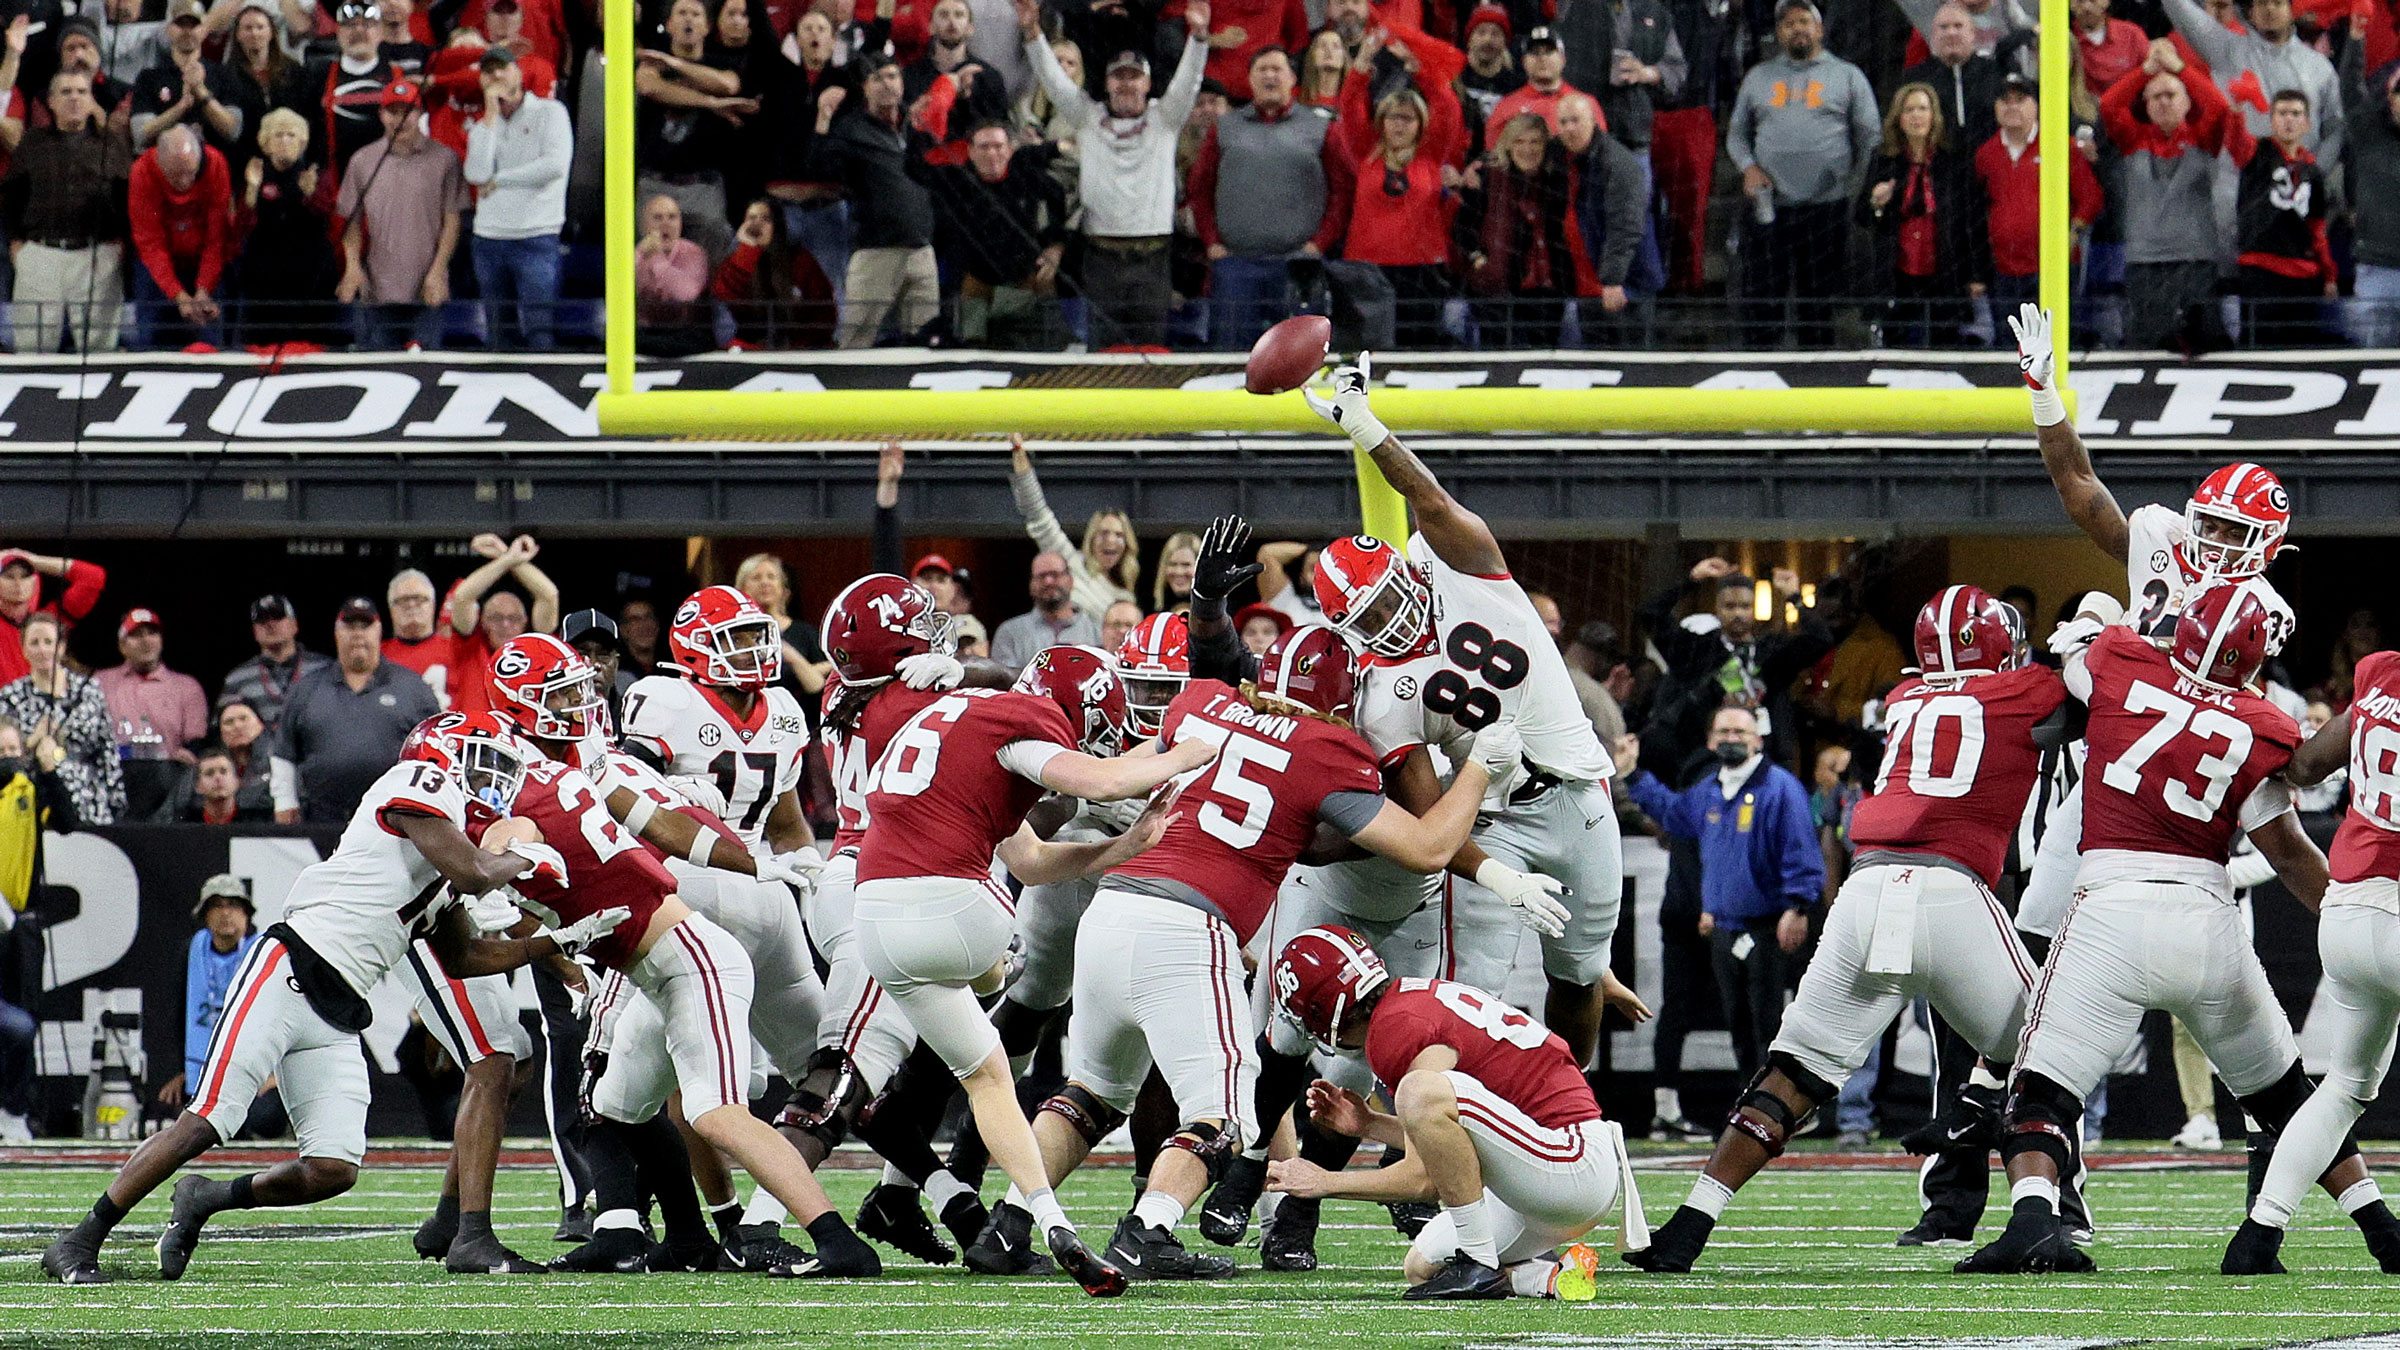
[1193,514,1263,601]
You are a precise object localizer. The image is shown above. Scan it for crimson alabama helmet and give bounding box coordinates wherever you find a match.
[1254,624,1358,721]
[1115,611,1189,737]
[2183,463,2291,581]
[2171,578,2284,691]
[1312,535,1438,660]
[1013,644,1132,756]
[401,710,531,820]
[1912,585,2021,681]
[821,573,952,686]
[668,585,783,690]
[489,633,604,741]
[1272,926,1390,1054]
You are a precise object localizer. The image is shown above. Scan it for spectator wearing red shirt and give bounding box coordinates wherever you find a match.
[423,0,558,163]
[443,533,560,716]
[0,551,106,687]
[1483,26,1587,148]
[713,196,836,347]
[1200,0,1306,99]
[128,124,231,350]
[1973,74,2101,330]
[1314,60,1462,346]
[2074,0,2150,97]
[379,565,461,704]
[445,0,570,72]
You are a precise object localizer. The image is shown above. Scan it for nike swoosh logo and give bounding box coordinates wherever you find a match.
[1120,1252,1143,1266]
[1584,818,1603,830]
[1945,1124,1976,1141]
[1415,939,1437,949]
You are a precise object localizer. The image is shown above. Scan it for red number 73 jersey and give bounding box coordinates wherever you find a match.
[2078,628,2300,865]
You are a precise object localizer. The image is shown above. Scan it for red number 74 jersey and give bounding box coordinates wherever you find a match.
[2077,627,2300,865]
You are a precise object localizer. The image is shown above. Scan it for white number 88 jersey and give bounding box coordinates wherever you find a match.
[1351,533,1611,787]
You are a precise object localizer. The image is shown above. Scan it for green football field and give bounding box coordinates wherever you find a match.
[7,1151,2400,1349]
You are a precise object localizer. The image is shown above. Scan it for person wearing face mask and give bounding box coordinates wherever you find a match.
[1619,705,1824,1081]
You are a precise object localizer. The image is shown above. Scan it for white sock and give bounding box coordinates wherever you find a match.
[1685,1173,1735,1220]
[1024,1186,1071,1234]
[880,1163,917,1190]
[925,1170,973,1213]
[1968,1063,2006,1092]
[1509,1259,1557,1298]
[1655,1087,1682,1120]
[1132,1191,1185,1230]
[1448,1196,1499,1267]
[2341,1179,2385,1215]
[594,1207,644,1233]
[2250,1193,2297,1229]
[2010,1175,2060,1213]
[742,1191,790,1227]
[2254,1090,2367,1230]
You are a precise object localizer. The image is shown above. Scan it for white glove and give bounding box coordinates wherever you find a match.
[2007,302,2066,427]
[504,839,569,887]
[549,906,633,958]
[1300,352,1392,452]
[2046,614,2105,660]
[897,652,966,691]
[1467,717,1523,781]
[466,890,524,935]
[757,846,827,892]
[1476,858,1570,939]
[666,773,731,818]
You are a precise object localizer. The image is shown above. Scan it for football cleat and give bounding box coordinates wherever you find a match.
[157,1175,215,1281]
[1260,1196,1320,1271]
[1622,1205,1714,1273]
[963,1202,1056,1277]
[1649,1113,1713,1143]
[1047,1225,1127,1297]
[412,1206,456,1261]
[40,1232,109,1285]
[2171,1114,2223,1151]
[858,1183,955,1265]
[1403,1250,1509,1300]
[2221,1219,2288,1276]
[446,1233,547,1275]
[550,1227,653,1273]
[939,1192,991,1252]
[1895,1218,1977,1247]
[721,1221,810,1273]
[554,1204,594,1244]
[1900,1080,2003,1157]
[1386,1200,1438,1239]
[1553,1243,1602,1302]
[1198,1155,1268,1246]
[1954,1204,2096,1274]
[1102,1215,1237,1280]
[2363,1216,2400,1275]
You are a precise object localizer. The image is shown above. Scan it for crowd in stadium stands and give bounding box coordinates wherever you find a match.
[0,0,2382,348]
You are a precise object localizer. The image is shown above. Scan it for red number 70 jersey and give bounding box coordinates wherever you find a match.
[1852,664,2066,887]
[2077,628,2300,865]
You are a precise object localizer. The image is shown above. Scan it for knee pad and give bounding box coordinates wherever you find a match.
[773,1046,866,1152]
[1165,1118,1239,1186]
[2236,1061,2314,1139]
[2001,1070,2084,1172]
[1727,1057,1828,1160]
[1037,1082,1128,1146]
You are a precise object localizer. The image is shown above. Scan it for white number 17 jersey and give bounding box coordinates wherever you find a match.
[621,676,809,851]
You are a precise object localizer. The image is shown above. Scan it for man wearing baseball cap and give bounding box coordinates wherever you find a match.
[130,0,243,158]
[0,550,105,686]
[1726,0,1877,348]
[311,0,396,175]
[1483,25,1585,148]
[334,72,469,350]
[161,876,280,1137]
[268,597,439,823]
[95,609,210,817]
[559,608,633,715]
[463,43,570,351]
[219,596,332,734]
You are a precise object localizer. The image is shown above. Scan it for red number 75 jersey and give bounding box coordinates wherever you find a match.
[2077,628,2299,864]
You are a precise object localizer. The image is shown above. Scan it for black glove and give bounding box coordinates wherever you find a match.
[1193,514,1263,603]
[577,1049,609,1127]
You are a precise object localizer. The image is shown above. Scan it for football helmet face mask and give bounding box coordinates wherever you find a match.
[1313,535,1437,660]
[2171,578,2283,691]
[1912,584,2021,681]
[489,633,604,741]
[401,710,531,820]
[668,585,783,690]
[1272,926,1389,1056]
[821,573,953,686]
[1114,612,1190,737]
[2183,463,2290,581]
[1013,645,1133,756]
[1254,624,1359,721]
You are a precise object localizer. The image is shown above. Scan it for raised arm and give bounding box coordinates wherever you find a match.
[1019,0,1096,123]
[872,440,906,576]
[1006,435,1082,564]
[1187,515,1264,684]
[446,533,521,635]
[505,535,561,632]
[2158,0,2240,77]
[1302,356,1507,575]
[1156,0,1210,127]
[2009,303,2127,561]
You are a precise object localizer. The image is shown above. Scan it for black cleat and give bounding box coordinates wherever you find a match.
[1386,1200,1438,1239]
[720,1222,809,1273]
[1955,1203,2096,1274]
[41,1232,109,1285]
[550,1227,654,1273]
[412,1206,457,1261]
[858,1184,955,1265]
[1622,1205,1715,1273]
[2363,1216,2400,1275]
[1260,1196,1320,1272]
[793,1219,882,1278]
[157,1175,215,1281]
[1896,1218,1977,1247]
[939,1193,990,1252]
[554,1205,594,1244]
[1103,1215,1237,1280]
[446,1233,547,1274]
[1047,1225,1127,1297]
[646,1237,721,1273]
[1901,1080,2004,1156]
[1403,1250,1509,1300]
[963,1202,1055,1276]
[1198,1154,1267,1246]
[2222,1219,2288,1275]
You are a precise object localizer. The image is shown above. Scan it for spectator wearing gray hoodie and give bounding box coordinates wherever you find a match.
[1726,0,1878,348]
[2161,0,2341,247]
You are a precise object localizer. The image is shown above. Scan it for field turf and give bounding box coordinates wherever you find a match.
[6,1148,2400,1349]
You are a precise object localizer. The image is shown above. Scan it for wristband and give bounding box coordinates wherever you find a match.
[1473,858,1514,891]
[2028,384,2066,428]
[1344,406,1392,453]
[686,829,717,866]
[620,793,658,836]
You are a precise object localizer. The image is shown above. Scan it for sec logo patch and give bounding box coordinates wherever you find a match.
[698,723,722,746]
[2150,550,2169,573]
[1393,675,1418,701]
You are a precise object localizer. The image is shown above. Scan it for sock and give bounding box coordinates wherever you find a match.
[185,1175,258,1219]
[224,1175,256,1211]
[2010,1175,2061,1214]
[1509,1259,1557,1298]
[456,1210,494,1241]
[1968,1063,2006,1092]
[925,1170,974,1213]
[880,1164,918,1190]
[594,1207,644,1233]
[711,1199,744,1245]
[1132,1191,1185,1231]
[1655,1087,1681,1120]
[427,1193,460,1228]
[73,1192,129,1241]
[1685,1173,1735,1221]
[806,1210,867,1254]
[1447,1197,1498,1267]
[2250,1193,2297,1229]
[743,1190,790,1228]
[1024,1187,1070,1234]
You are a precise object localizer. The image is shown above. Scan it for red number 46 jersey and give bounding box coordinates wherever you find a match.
[1365,979,1601,1131]
[1852,664,2067,887]
[2078,627,2300,866]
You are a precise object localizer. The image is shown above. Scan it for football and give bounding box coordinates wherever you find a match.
[1245,314,1333,395]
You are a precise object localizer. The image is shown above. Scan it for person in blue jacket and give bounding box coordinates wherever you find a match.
[1620,704,1825,1077]
[160,874,284,1138]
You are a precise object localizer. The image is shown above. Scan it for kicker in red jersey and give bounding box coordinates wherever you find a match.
[1852,664,2067,886]
[822,681,949,854]
[1366,979,1600,1131]
[501,758,677,970]
[1103,680,1384,943]
[2333,650,2400,883]
[857,688,1078,883]
[2079,627,2300,862]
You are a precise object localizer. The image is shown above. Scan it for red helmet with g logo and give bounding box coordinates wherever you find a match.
[668,585,782,690]
[489,633,604,740]
[1115,612,1189,737]
[821,574,952,686]
[1312,535,1437,660]
[2183,463,2291,581]
[1272,926,1389,1054]
[401,710,531,820]
[1254,624,1358,720]
[1912,585,2022,682]
[1013,644,1132,756]
[2172,578,2284,691]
